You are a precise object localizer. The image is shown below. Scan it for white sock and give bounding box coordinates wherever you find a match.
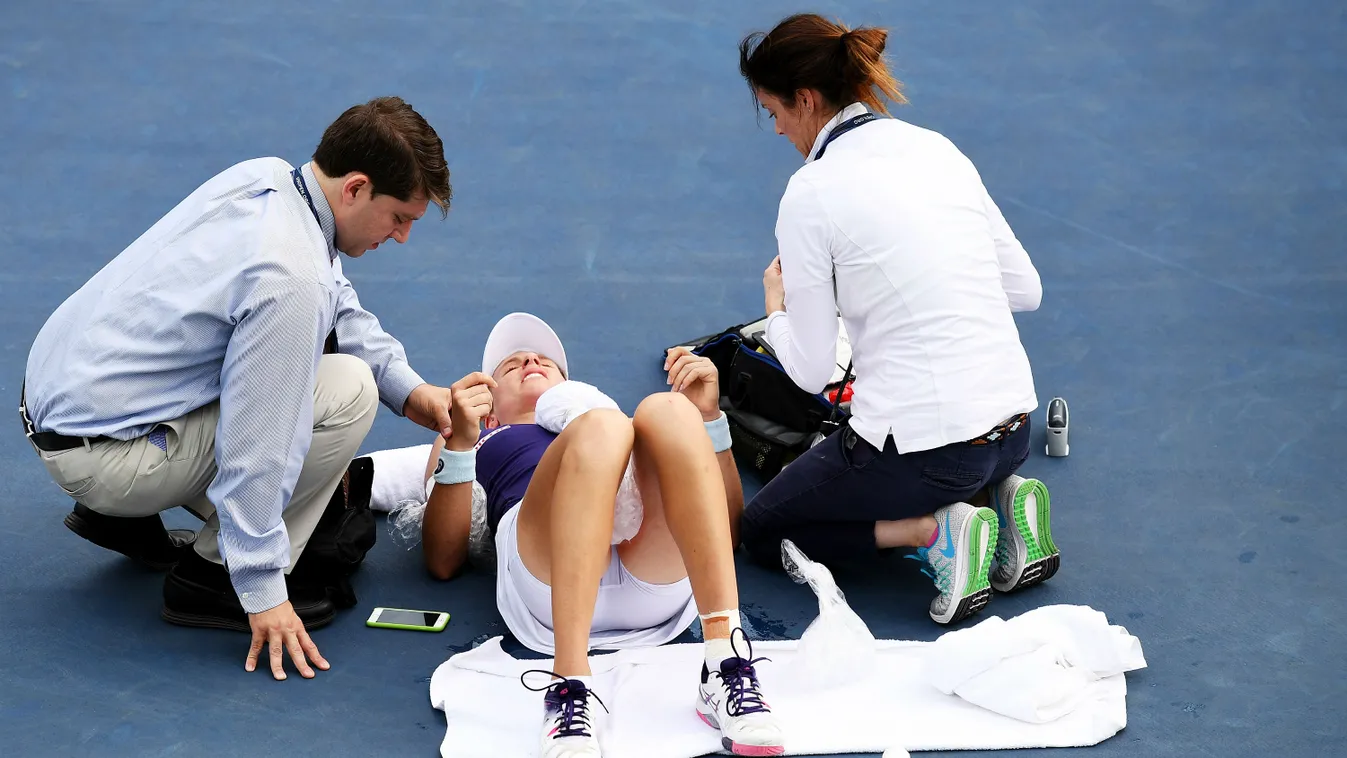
[701,609,743,670]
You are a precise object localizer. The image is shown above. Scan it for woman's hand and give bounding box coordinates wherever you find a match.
[446,372,497,452]
[763,255,786,314]
[664,347,721,421]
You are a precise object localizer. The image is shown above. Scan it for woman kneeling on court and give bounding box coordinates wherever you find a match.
[736,13,1059,627]
[420,312,784,758]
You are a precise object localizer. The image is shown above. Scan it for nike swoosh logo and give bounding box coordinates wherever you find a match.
[939,512,957,559]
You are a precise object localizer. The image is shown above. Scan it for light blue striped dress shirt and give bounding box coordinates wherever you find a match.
[24,158,425,613]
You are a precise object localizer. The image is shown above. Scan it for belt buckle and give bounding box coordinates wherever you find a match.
[18,401,35,439]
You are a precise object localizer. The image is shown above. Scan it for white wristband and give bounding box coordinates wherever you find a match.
[705,412,732,453]
[433,446,476,485]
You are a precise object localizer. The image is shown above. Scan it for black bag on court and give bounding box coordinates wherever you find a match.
[670,318,850,480]
[288,455,378,608]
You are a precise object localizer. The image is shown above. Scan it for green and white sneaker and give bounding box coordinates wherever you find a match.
[911,502,998,625]
[990,475,1059,593]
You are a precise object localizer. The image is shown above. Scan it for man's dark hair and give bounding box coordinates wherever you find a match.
[313,96,452,216]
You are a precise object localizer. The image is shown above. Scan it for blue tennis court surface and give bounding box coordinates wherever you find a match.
[2,1,1343,756]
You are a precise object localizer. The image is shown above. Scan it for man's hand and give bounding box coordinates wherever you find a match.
[664,347,721,421]
[763,255,786,315]
[446,372,497,452]
[404,384,455,438]
[245,601,329,681]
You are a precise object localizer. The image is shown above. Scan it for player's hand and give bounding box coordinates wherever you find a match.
[664,347,721,422]
[447,372,497,451]
[245,601,329,681]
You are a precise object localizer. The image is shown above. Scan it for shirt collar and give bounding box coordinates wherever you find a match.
[300,162,339,261]
[805,102,871,164]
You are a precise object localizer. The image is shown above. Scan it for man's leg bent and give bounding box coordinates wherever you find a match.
[194,354,378,570]
[31,403,219,569]
[163,356,376,632]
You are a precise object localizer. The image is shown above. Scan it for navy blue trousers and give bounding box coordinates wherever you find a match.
[740,417,1032,569]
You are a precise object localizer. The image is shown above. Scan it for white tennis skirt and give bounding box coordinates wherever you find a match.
[493,504,699,656]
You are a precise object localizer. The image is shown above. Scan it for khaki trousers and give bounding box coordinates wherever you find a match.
[32,355,379,570]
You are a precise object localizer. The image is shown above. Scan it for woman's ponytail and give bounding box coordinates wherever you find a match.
[839,26,906,114]
[741,14,907,115]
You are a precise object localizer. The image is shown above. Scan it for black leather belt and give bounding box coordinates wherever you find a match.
[28,430,108,452]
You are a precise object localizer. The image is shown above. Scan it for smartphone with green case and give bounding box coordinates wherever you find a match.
[366,607,450,632]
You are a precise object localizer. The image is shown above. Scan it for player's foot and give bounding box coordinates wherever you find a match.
[696,630,785,756]
[524,671,608,758]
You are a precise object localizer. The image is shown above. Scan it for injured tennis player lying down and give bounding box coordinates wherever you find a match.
[419,312,784,758]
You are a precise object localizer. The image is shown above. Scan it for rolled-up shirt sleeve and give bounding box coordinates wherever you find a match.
[765,175,840,395]
[211,279,326,614]
[330,258,425,415]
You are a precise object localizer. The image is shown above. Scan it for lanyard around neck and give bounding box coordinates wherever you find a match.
[812,112,878,161]
[291,167,322,226]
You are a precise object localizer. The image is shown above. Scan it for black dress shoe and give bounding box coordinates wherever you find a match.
[161,548,336,632]
[63,503,196,571]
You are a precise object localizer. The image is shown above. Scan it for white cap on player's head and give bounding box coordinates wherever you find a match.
[481,312,569,378]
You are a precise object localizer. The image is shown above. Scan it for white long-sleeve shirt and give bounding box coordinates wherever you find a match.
[765,103,1042,454]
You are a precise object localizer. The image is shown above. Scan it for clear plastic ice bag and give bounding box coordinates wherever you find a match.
[388,480,498,572]
[466,479,496,570]
[611,456,643,545]
[781,538,878,687]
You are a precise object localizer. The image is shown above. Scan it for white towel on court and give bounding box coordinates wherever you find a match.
[366,444,435,513]
[429,604,1146,757]
[922,605,1146,724]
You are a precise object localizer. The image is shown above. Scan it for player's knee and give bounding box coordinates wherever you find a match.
[564,408,633,451]
[556,410,633,485]
[632,392,700,436]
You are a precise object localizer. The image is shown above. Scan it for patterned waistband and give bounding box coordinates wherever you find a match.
[969,413,1029,445]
